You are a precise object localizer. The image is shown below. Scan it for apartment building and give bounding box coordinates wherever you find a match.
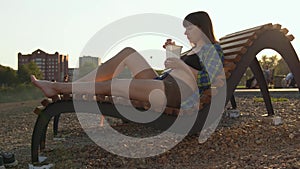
[18,49,69,82]
[79,56,101,68]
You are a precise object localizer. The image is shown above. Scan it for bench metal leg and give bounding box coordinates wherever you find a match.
[31,114,52,163]
[230,95,237,109]
[53,114,61,136]
[250,58,274,116]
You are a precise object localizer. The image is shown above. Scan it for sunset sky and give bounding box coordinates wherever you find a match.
[0,0,299,70]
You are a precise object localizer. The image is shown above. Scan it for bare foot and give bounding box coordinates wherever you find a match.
[31,75,58,97]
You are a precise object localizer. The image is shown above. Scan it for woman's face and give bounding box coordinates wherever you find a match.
[184,24,203,45]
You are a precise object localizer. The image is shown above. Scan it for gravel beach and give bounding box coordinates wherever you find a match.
[0,96,299,168]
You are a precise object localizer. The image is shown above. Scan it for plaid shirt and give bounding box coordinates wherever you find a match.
[197,44,224,94]
[181,44,224,109]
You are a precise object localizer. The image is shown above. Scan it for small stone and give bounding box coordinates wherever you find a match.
[255,139,263,145]
[289,133,295,139]
[272,116,283,126]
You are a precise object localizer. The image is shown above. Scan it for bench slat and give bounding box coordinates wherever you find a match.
[200,95,211,104]
[223,62,236,71]
[220,23,272,39]
[73,94,84,100]
[85,94,95,101]
[220,32,257,44]
[286,34,295,41]
[272,24,282,30]
[280,28,289,35]
[223,46,247,56]
[224,54,240,60]
[220,39,253,50]
[50,95,61,102]
[96,95,106,102]
[41,98,52,107]
[34,106,44,115]
[62,94,71,100]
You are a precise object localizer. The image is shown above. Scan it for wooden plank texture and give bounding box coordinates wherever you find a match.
[286,34,295,41]
[220,32,257,44]
[220,23,272,39]
[220,39,253,50]
[223,46,247,56]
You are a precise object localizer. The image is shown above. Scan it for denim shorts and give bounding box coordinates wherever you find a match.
[155,73,194,108]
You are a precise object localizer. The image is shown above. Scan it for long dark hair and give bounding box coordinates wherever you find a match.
[183,11,217,44]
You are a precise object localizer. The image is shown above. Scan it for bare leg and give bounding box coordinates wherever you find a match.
[31,75,73,97]
[77,47,158,82]
[31,75,166,107]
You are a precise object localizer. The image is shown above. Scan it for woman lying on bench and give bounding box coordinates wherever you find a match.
[31,11,224,111]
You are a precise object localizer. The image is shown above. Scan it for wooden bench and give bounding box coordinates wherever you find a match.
[31,23,300,163]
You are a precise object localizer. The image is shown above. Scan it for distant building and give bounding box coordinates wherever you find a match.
[18,49,69,82]
[67,68,79,82]
[79,56,101,68]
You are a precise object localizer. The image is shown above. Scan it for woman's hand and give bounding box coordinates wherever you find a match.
[163,39,175,49]
[164,57,185,70]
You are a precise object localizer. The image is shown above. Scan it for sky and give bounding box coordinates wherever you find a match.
[0,0,299,70]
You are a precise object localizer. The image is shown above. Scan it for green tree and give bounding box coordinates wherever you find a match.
[259,54,279,70]
[17,62,43,83]
[0,65,18,86]
[274,58,289,76]
[239,54,279,87]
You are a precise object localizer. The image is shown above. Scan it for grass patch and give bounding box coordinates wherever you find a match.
[253,97,289,102]
[236,85,246,89]
[0,84,44,103]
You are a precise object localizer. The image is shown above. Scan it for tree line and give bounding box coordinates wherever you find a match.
[0,55,291,88]
[0,62,43,87]
[239,55,290,87]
